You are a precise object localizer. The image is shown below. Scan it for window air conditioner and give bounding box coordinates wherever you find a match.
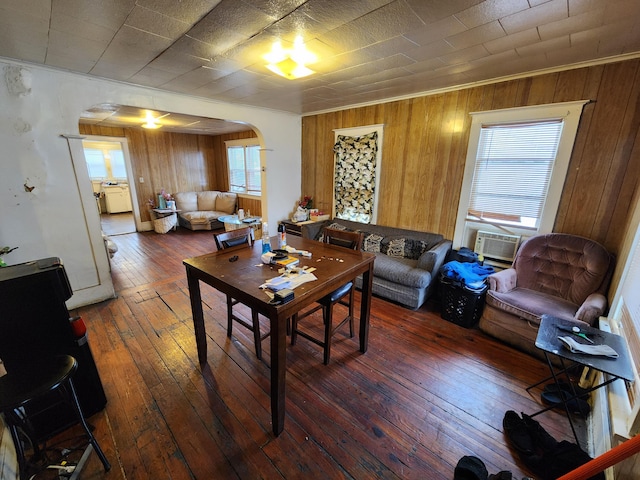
[474,230,521,263]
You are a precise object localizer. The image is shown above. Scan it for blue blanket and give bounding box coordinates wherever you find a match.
[441,261,494,290]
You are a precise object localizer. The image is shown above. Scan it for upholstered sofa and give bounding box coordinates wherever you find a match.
[173,191,237,231]
[479,233,615,361]
[301,218,452,309]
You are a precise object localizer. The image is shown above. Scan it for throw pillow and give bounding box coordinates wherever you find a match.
[362,233,383,253]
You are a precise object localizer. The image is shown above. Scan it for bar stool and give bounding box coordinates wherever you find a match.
[0,354,110,478]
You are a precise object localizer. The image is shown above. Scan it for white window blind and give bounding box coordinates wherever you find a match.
[468,120,563,228]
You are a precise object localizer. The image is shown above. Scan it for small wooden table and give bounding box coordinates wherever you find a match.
[183,235,375,436]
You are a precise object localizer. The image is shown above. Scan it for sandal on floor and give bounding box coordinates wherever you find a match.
[454,456,488,480]
[543,381,589,399]
[541,390,590,416]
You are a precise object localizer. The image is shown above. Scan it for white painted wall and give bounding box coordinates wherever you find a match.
[0,59,301,308]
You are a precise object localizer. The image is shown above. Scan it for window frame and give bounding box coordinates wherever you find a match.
[453,101,588,248]
[225,138,261,196]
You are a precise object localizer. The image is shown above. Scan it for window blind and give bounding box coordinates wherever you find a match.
[468,120,564,227]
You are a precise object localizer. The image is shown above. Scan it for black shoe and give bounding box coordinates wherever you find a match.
[543,381,589,399]
[502,411,535,455]
[541,390,590,417]
[454,455,488,480]
[521,413,558,453]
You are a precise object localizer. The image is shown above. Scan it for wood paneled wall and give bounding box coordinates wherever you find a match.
[78,124,256,222]
[302,58,640,257]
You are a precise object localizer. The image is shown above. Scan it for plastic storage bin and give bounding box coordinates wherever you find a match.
[439,278,488,328]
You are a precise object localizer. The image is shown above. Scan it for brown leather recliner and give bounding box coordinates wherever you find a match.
[479,233,615,361]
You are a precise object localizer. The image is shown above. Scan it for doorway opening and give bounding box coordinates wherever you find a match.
[82,138,137,235]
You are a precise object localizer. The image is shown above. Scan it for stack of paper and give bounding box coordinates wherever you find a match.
[262,271,317,291]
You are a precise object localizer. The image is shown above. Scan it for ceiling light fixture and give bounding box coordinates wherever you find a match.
[142,111,162,129]
[264,36,316,80]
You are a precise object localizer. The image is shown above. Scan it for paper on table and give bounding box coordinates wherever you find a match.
[558,336,619,358]
[262,271,317,291]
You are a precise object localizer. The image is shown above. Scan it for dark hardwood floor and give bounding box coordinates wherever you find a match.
[53,228,577,479]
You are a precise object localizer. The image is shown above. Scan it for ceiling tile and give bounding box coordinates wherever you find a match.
[483,28,540,55]
[499,0,567,35]
[348,1,425,42]
[53,0,135,31]
[406,40,457,63]
[135,0,222,24]
[298,0,394,31]
[404,0,484,24]
[538,9,604,41]
[454,0,529,29]
[125,5,191,39]
[438,44,490,66]
[404,16,467,46]
[445,20,506,50]
[241,0,307,18]
[516,35,571,57]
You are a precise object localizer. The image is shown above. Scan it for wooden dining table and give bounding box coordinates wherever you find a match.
[183,235,375,436]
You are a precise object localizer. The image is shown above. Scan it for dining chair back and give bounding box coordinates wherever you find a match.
[213,227,268,360]
[214,227,254,250]
[291,228,363,364]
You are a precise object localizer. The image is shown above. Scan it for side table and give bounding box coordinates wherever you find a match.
[151,208,180,234]
[527,314,634,446]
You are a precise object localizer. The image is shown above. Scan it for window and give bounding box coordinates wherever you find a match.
[84,148,108,178]
[226,139,261,195]
[333,124,384,224]
[453,101,588,246]
[469,120,563,228]
[82,141,128,180]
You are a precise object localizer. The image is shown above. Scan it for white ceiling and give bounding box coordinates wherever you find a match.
[2,0,640,134]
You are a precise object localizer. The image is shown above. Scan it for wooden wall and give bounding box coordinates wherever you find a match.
[302,58,640,257]
[79,124,257,222]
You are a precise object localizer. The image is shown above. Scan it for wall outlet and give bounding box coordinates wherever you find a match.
[139,177,144,183]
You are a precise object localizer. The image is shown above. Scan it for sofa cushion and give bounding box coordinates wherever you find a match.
[216,192,237,214]
[362,232,383,252]
[181,211,218,225]
[381,236,431,260]
[197,191,218,211]
[174,192,197,212]
[486,287,579,323]
[372,253,431,289]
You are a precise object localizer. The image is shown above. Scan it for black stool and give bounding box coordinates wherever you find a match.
[0,355,110,478]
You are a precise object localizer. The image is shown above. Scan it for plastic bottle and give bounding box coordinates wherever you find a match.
[277,222,287,249]
[262,222,272,254]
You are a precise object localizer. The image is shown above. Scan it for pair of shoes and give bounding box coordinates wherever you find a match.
[454,456,488,480]
[543,381,589,399]
[541,389,590,417]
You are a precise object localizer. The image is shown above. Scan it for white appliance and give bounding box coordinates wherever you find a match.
[474,230,521,263]
[104,184,132,213]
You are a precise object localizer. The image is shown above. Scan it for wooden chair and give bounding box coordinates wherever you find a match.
[291,228,364,364]
[213,226,254,250]
[213,227,269,359]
